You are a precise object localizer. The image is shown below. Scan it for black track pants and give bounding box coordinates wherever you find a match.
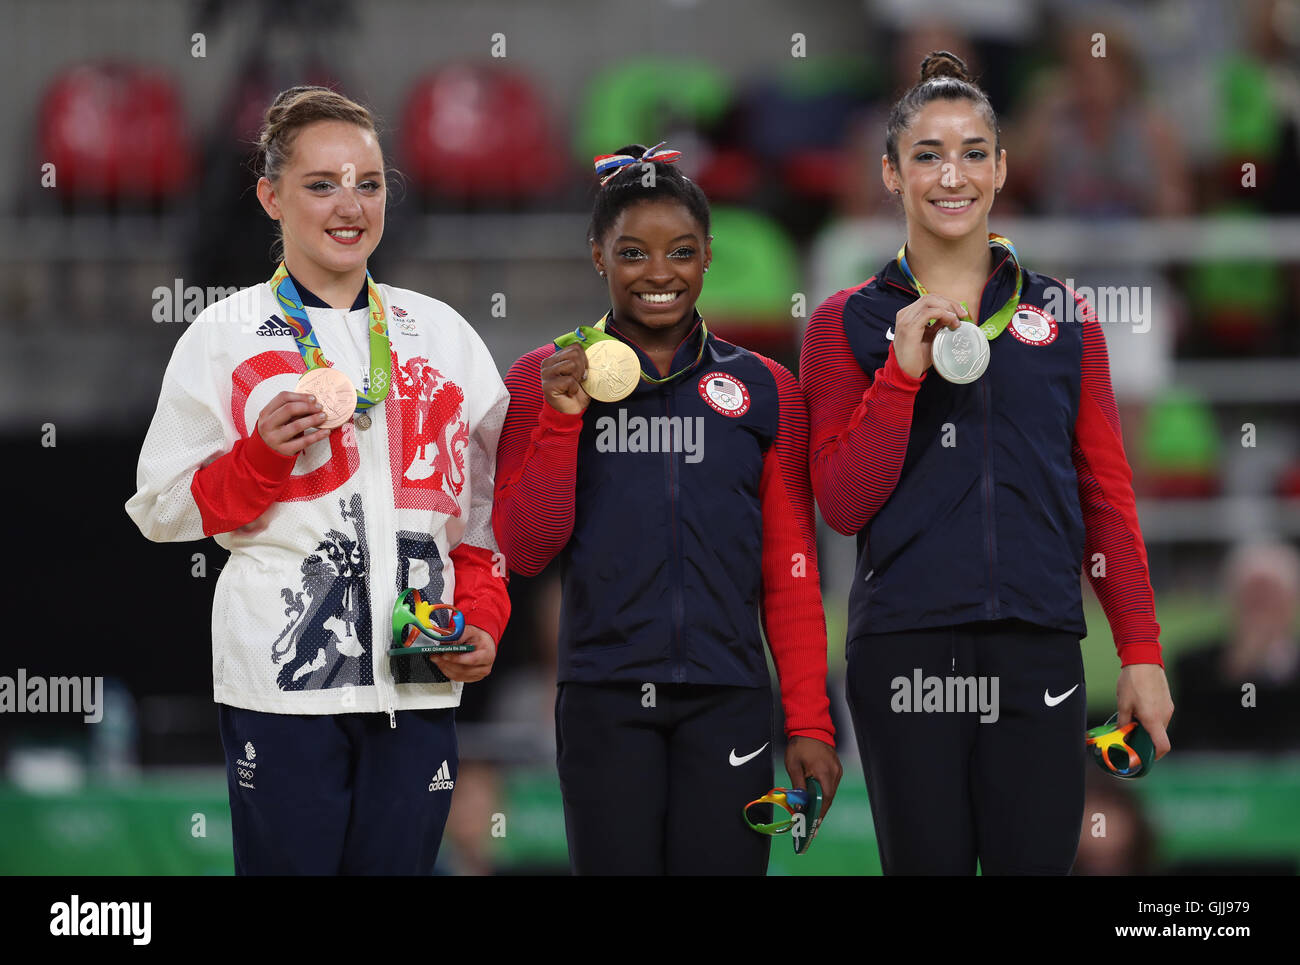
[845,622,1086,875]
[555,681,774,875]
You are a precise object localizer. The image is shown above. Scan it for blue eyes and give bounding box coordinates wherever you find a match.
[308,180,382,192]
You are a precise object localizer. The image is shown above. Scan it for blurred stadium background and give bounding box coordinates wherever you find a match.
[1,0,1298,875]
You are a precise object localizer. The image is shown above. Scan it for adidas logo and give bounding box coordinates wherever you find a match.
[255,315,293,337]
[427,759,455,792]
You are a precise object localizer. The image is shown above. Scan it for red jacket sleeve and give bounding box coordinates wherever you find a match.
[450,543,510,644]
[492,346,585,577]
[190,427,297,536]
[801,283,925,535]
[1067,288,1163,667]
[756,355,835,746]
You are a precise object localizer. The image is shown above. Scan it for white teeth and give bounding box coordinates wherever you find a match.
[637,292,678,303]
[934,200,971,208]
[328,228,361,238]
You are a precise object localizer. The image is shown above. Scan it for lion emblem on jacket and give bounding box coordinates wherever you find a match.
[389,353,469,515]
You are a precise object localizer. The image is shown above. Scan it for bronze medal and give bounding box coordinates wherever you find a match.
[296,367,357,429]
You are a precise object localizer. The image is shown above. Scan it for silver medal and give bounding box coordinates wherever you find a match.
[931,320,990,384]
[355,411,372,431]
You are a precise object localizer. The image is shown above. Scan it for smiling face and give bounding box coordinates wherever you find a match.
[591,198,711,335]
[882,99,1006,244]
[256,119,385,280]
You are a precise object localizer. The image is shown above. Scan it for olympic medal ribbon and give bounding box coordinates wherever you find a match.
[895,233,1024,340]
[553,312,710,402]
[269,263,393,414]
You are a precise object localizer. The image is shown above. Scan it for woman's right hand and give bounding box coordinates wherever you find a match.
[892,295,968,380]
[257,391,331,457]
[541,344,591,415]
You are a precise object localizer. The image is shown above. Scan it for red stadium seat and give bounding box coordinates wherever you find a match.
[401,65,564,202]
[38,62,194,202]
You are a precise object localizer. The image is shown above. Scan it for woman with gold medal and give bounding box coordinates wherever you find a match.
[127,87,510,874]
[801,52,1174,874]
[493,144,842,874]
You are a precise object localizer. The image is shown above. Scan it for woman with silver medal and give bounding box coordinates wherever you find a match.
[801,52,1173,875]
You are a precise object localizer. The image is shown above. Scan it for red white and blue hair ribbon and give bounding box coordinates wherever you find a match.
[593,141,683,186]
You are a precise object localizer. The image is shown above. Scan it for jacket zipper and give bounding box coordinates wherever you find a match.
[351,301,399,730]
[980,375,998,619]
[976,251,1006,621]
[893,251,1009,619]
[665,388,685,683]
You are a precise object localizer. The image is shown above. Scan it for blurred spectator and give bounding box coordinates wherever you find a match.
[1073,767,1158,875]
[1171,541,1300,752]
[1006,18,1185,405]
[834,21,975,221]
[1008,17,1190,218]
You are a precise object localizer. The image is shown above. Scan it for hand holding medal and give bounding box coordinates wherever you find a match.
[891,294,967,381]
[893,234,1025,384]
[256,390,334,456]
[548,319,642,407]
[270,263,391,432]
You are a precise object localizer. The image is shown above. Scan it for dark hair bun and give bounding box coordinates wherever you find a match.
[613,144,647,158]
[919,50,972,84]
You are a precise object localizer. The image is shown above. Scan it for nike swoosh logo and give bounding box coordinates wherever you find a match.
[729,742,770,766]
[1044,685,1079,707]
[885,327,896,341]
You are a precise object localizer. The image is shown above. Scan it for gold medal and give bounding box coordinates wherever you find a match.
[581,338,641,403]
[296,367,357,428]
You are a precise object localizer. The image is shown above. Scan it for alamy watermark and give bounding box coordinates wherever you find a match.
[0,669,102,723]
[891,668,1000,723]
[1043,282,1152,335]
[594,408,705,464]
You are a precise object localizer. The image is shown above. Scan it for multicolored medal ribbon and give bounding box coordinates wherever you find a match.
[1086,713,1156,779]
[553,313,709,402]
[742,778,824,854]
[270,262,392,429]
[389,588,472,656]
[895,234,1024,384]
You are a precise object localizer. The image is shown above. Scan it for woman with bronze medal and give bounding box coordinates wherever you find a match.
[493,144,842,874]
[801,52,1175,874]
[127,87,510,874]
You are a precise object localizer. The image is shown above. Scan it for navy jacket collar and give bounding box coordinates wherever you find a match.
[605,309,708,386]
[879,240,1018,323]
[287,268,369,312]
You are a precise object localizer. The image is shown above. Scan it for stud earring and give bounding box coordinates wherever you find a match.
[598,270,606,277]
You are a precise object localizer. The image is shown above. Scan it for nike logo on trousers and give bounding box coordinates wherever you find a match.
[1043,685,1079,706]
[729,743,769,766]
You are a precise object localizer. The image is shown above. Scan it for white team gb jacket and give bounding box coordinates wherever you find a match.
[126,280,509,718]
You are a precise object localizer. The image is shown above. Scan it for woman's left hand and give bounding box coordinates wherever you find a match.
[784,736,843,820]
[429,625,498,683]
[1116,664,1174,760]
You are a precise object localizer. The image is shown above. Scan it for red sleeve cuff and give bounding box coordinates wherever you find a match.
[243,425,298,481]
[880,347,926,390]
[788,728,835,747]
[537,403,585,433]
[450,544,511,644]
[1118,642,1164,669]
